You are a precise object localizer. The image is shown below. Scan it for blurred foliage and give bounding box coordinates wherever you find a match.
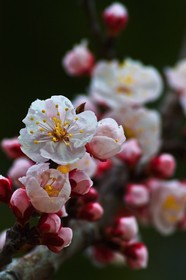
[0,0,186,279]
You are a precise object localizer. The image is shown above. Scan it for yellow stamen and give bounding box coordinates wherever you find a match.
[57,164,71,174]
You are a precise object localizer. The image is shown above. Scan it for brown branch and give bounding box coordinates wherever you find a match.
[79,0,117,59]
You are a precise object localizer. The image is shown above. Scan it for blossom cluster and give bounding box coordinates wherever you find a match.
[0,1,186,274]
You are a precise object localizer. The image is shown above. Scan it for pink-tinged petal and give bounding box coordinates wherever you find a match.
[19,164,71,213]
[124,243,148,269]
[69,169,93,196]
[10,188,33,224]
[38,214,61,234]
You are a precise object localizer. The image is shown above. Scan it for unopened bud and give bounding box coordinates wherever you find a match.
[102,2,128,36]
[149,153,176,178]
[124,242,148,269]
[78,202,104,221]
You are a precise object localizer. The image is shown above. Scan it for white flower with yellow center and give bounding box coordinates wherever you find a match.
[18,95,97,165]
[90,58,163,108]
[107,106,161,163]
[150,180,186,235]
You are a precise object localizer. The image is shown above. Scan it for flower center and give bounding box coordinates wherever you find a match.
[43,184,60,197]
[124,127,136,139]
[43,177,60,197]
[49,117,69,143]
[163,195,181,212]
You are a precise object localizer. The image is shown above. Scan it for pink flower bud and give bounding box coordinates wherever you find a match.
[8,157,33,188]
[87,118,126,160]
[124,242,148,269]
[37,214,61,234]
[149,153,176,178]
[78,202,104,221]
[81,187,99,203]
[124,184,150,207]
[69,169,93,196]
[1,137,23,159]
[47,227,73,253]
[111,216,139,241]
[102,2,128,36]
[0,175,12,203]
[117,139,142,167]
[62,41,95,76]
[95,159,113,178]
[56,205,68,218]
[10,188,33,224]
[91,245,115,265]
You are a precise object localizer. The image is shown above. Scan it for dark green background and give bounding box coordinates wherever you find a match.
[1,0,186,279]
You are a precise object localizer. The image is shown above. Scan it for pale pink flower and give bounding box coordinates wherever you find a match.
[18,95,97,165]
[150,180,186,235]
[8,157,34,187]
[90,59,163,108]
[102,2,128,35]
[87,118,126,160]
[62,40,95,76]
[19,163,71,213]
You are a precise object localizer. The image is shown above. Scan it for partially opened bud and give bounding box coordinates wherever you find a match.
[102,2,128,36]
[124,242,148,269]
[124,184,150,207]
[78,202,104,221]
[47,227,73,253]
[37,214,61,234]
[10,188,34,224]
[0,175,12,203]
[62,40,95,76]
[111,216,139,241]
[69,169,93,196]
[87,118,126,161]
[149,153,176,178]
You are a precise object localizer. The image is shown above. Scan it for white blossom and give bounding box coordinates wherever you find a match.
[90,58,163,108]
[18,95,97,165]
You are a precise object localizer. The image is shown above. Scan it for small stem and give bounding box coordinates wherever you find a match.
[79,0,117,59]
